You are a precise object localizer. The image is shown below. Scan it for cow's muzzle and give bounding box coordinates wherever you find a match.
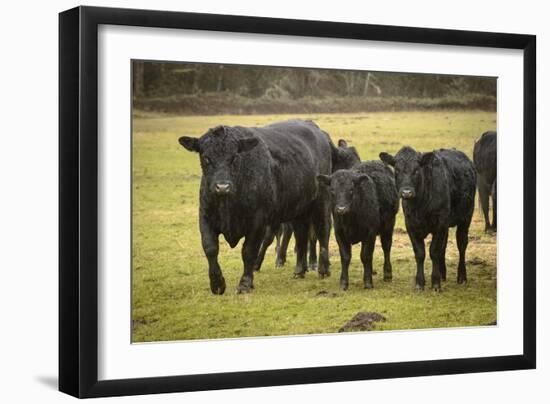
[335,205,350,215]
[400,188,414,199]
[215,182,231,195]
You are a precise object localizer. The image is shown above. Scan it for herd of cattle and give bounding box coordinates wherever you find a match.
[178,120,496,295]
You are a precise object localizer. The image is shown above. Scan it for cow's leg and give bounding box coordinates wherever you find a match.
[253,225,276,272]
[440,229,448,282]
[409,231,426,291]
[478,178,491,232]
[491,181,497,231]
[308,230,318,271]
[292,218,309,278]
[237,229,265,294]
[336,233,351,290]
[199,216,226,295]
[430,229,447,292]
[274,225,282,261]
[275,224,293,268]
[456,223,469,284]
[380,218,395,282]
[361,233,376,289]
[312,198,331,279]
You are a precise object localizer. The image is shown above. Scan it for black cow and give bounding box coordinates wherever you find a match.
[473,131,497,232]
[257,139,361,272]
[318,161,398,290]
[380,147,476,291]
[179,120,333,294]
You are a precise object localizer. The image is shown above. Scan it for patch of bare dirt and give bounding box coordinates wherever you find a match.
[339,312,386,332]
[315,290,340,298]
[132,317,157,330]
[467,257,488,266]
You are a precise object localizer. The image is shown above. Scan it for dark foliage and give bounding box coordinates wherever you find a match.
[133,61,497,114]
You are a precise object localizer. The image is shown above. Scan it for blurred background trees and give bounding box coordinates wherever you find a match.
[132,61,496,114]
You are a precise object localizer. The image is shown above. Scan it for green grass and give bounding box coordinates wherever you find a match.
[132,110,497,342]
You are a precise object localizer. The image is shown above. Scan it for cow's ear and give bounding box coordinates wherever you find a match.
[317,174,331,186]
[178,136,200,153]
[420,152,434,166]
[353,174,370,185]
[338,139,348,148]
[379,152,395,166]
[238,137,259,153]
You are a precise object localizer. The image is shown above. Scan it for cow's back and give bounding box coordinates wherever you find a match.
[437,149,476,226]
[473,131,496,184]
[244,120,333,223]
[355,161,399,217]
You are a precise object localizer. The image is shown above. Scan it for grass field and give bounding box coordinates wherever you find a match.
[132,110,497,343]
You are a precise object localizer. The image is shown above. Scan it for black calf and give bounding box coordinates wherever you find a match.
[318,161,398,290]
[380,146,476,291]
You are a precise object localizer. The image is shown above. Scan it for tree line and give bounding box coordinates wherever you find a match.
[132,61,496,101]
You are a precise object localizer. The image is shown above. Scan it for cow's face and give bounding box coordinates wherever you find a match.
[380,146,433,200]
[179,126,258,197]
[318,170,369,216]
[333,139,361,171]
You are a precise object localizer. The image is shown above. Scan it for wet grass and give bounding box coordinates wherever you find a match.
[132,110,497,342]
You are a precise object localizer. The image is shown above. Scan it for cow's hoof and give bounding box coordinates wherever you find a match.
[364,281,373,289]
[318,271,330,279]
[457,276,467,284]
[415,284,425,292]
[236,284,252,294]
[383,274,392,282]
[275,259,285,268]
[340,280,349,291]
[210,276,226,295]
[293,272,305,279]
[432,284,441,293]
[236,277,253,294]
[309,263,319,272]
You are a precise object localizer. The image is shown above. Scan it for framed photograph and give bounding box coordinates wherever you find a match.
[59,6,536,398]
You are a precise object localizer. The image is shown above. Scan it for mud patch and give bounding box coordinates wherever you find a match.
[132,317,157,330]
[339,312,386,332]
[315,290,340,298]
[467,257,487,266]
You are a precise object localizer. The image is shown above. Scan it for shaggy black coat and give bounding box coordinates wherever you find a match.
[380,146,476,291]
[179,120,333,294]
[473,131,497,232]
[318,161,398,290]
[260,139,362,273]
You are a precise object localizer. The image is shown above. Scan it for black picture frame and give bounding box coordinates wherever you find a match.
[59,5,536,398]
